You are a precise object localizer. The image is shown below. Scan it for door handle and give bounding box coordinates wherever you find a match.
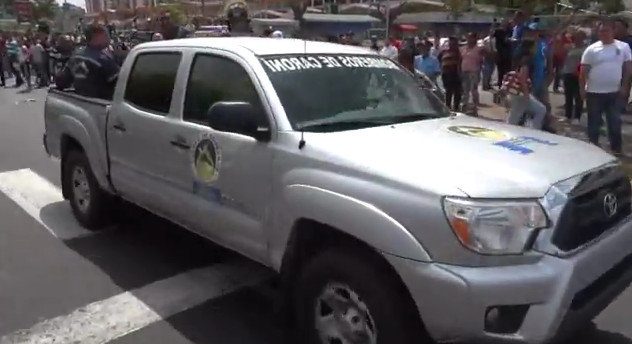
[170,136,190,149]
[112,122,126,132]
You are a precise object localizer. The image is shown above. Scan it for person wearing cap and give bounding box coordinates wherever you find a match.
[55,24,120,100]
[523,21,555,132]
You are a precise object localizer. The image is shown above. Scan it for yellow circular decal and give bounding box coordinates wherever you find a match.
[191,133,222,184]
[447,126,509,140]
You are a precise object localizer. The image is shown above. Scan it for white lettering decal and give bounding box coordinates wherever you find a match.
[268,59,286,71]
[326,56,341,67]
[288,57,305,69]
[262,55,398,72]
[261,59,278,72]
[280,58,296,70]
[318,56,333,67]
[303,56,321,68]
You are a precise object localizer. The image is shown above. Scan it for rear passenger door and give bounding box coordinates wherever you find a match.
[171,51,274,262]
[108,50,186,216]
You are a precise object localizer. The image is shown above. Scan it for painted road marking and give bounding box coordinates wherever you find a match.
[0,168,94,240]
[0,258,272,344]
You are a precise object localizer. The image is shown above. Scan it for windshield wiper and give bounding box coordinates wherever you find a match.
[298,118,392,132]
[384,112,444,123]
[298,113,444,132]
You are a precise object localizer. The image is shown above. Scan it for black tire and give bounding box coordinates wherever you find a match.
[293,248,429,344]
[63,150,111,230]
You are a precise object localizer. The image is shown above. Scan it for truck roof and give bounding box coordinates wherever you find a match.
[138,37,376,57]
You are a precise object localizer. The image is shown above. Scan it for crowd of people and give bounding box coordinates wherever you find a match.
[2,10,631,155]
[372,11,632,156]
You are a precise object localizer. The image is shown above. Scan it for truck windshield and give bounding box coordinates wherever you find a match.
[259,54,450,132]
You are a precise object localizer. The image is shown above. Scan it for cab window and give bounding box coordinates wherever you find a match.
[183,54,267,126]
[124,52,182,115]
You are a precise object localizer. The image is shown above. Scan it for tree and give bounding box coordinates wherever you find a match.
[33,0,58,21]
[445,0,468,19]
[161,2,185,24]
[600,0,625,14]
[371,1,409,26]
[289,0,308,28]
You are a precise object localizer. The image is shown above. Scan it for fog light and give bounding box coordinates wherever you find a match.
[484,305,530,334]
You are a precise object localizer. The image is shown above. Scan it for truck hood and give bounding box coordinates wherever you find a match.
[306,115,615,198]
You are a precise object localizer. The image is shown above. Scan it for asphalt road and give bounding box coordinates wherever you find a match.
[0,85,631,344]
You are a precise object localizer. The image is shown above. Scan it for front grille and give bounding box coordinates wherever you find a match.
[551,172,631,252]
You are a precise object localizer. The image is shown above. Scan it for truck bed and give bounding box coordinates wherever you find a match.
[44,89,113,192]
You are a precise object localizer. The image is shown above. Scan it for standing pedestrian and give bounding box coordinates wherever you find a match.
[6,34,23,87]
[414,42,440,83]
[494,19,512,88]
[551,32,571,93]
[0,32,6,87]
[561,30,586,124]
[19,38,31,90]
[29,39,46,87]
[525,23,555,133]
[379,38,398,60]
[580,19,632,156]
[438,37,462,111]
[460,32,485,111]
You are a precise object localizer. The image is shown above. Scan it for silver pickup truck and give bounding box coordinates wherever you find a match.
[44,37,632,344]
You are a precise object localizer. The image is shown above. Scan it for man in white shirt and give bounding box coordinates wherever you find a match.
[379,39,398,60]
[580,19,632,156]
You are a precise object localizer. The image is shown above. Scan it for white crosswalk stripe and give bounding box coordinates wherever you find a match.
[0,168,274,344]
[0,259,271,344]
[0,168,94,240]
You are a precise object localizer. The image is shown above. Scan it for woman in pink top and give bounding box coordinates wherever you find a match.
[460,32,486,110]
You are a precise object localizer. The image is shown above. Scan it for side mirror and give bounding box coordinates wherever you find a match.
[206,101,270,141]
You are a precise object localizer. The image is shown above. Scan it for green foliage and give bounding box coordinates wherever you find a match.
[161,2,185,24]
[599,0,625,14]
[33,0,58,20]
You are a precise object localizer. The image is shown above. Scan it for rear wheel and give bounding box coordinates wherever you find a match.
[293,248,429,344]
[63,150,112,229]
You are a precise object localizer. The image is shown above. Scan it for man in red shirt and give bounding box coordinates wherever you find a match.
[551,31,571,93]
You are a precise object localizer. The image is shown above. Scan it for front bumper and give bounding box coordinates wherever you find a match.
[386,216,632,344]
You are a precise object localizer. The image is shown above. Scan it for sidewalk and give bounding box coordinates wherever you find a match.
[476,89,632,175]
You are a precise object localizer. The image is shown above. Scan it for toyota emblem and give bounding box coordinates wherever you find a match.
[603,193,618,218]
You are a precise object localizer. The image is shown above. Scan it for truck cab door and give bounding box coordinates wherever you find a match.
[170,52,274,262]
[107,51,187,217]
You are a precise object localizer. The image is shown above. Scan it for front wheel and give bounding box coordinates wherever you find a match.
[63,150,112,229]
[293,248,429,344]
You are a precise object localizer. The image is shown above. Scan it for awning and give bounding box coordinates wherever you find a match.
[396,24,417,31]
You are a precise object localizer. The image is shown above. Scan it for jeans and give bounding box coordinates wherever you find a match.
[482,58,494,89]
[563,74,582,120]
[496,53,510,87]
[531,84,555,132]
[462,71,480,106]
[442,70,462,111]
[7,55,22,86]
[585,92,623,152]
[552,58,563,91]
[507,94,547,130]
[20,62,31,88]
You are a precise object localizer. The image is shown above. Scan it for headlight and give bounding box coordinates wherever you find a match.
[443,197,548,255]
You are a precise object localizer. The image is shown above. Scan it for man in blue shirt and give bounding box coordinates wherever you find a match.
[511,11,526,40]
[414,42,440,82]
[524,22,555,132]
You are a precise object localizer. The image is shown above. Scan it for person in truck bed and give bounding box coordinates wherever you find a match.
[55,24,120,100]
